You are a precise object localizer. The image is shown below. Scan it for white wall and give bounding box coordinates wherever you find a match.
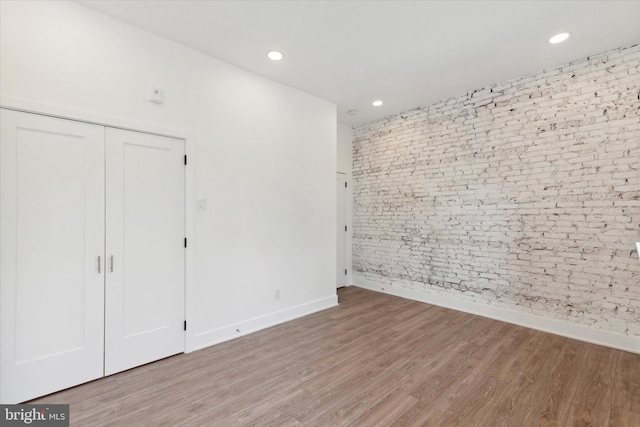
[0,0,337,351]
[337,123,353,285]
[337,123,353,175]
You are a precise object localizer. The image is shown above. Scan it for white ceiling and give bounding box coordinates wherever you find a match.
[78,1,640,126]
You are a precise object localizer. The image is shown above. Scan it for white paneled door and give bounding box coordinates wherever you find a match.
[104,128,185,376]
[0,110,185,403]
[336,173,347,287]
[0,110,106,403]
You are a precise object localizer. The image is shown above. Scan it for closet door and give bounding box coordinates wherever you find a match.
[0,109,105,403]
[104,128,185,376]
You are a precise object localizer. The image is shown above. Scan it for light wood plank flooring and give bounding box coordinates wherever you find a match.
[31,286,640,426]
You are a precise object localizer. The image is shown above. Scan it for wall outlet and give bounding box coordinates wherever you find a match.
[274,289,281,300]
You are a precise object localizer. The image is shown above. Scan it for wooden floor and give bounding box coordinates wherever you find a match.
[32,286,639,426]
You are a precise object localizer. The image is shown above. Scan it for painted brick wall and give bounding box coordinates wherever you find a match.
[353,44,640,337]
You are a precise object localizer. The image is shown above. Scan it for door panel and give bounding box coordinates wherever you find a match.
[104,128,184,376]
[0,109,105,403]
[336,173,347,287]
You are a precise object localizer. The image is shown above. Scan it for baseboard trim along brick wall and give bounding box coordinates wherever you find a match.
[353,44,640,351]
[354,279,639,354]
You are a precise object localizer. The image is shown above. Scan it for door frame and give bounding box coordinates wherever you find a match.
[0,97,197,353]
[336,172,347,288]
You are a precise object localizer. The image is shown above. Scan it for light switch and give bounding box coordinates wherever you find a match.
[197,197,207,210]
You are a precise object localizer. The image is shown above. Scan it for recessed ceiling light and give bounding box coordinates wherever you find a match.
[372,100,383,107]
[549,32,570,44]
[267,50,284,61]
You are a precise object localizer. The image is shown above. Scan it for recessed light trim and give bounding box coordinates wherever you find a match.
[549,32,570,44]
[372,100,383,107]
[267,50,284,61]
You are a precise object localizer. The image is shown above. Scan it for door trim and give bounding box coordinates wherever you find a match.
[336,172,347,288]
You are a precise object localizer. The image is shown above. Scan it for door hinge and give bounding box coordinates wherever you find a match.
[184,320,187,331]
[345,182,347,188]
[184,238,187,248]
[345,269,347,275]
[184,155,187,165]
[345,225,347,232]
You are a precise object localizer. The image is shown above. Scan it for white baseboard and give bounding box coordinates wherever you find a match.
[187,295,338,352]
[354,278,640,355]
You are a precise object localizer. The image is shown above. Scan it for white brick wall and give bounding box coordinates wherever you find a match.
[353,44,640,337]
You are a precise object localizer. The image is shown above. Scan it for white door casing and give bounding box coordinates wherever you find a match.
[336,173,347,287]
[0,109,105,403]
